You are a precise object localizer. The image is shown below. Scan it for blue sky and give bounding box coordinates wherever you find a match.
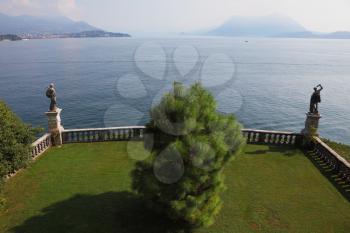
[0,0,349,34]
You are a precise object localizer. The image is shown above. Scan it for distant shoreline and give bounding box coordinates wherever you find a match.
[0,30,131,41]
[0,34,22,41]
[19,30,131,40]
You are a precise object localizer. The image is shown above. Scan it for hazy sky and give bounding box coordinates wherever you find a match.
[1,0,349,34]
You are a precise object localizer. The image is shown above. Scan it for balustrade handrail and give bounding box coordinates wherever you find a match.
[31,133,51,147]
[313,136,350,168]
[63,126,146,133]
[242,128,301,135]
[63,127,298,135]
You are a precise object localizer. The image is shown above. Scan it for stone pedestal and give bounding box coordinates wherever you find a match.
[45,108,64,146]
[301,112,321,145]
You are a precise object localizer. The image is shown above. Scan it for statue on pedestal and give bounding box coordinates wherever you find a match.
[302,84,324,141]
[45,83,63,146]
[46,83,57,112]
[309,84,323,114]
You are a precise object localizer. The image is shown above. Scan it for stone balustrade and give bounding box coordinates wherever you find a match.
[242,129,303,146]
[31,133,52,159]
[62,126,146,143]
[15,126,350,188]
[313,137,350,185]
[61,127,303,145]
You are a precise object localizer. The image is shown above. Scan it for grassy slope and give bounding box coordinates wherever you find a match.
[322,139,350,163]
[0,142,349,233]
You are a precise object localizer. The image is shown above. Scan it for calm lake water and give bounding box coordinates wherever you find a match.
[0,37,350,144]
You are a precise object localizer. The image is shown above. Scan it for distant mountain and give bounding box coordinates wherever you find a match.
[0,12,99,34]
[204,14,350,39]
[276,31,350,39]
[323,31,350,39]
[207,14,306,37]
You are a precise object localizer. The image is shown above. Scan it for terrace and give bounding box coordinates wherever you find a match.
[1,141,350,233]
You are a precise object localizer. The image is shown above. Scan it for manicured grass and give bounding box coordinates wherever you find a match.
[322,138,350,163]
[1,142,350,233]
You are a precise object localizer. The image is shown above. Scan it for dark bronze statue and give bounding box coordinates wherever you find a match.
[309,84,323,114]
[46,83,57,111]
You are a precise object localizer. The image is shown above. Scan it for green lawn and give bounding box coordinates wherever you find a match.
[1,142,350,233]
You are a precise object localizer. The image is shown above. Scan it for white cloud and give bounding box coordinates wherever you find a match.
[57,0,80,20]
[0,0,349,33]
[13,0,31,6]
[0,0,80,19]
[78,0,350,34]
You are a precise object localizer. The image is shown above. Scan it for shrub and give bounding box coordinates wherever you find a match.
[0,100,36,181]
[132,82,245,229]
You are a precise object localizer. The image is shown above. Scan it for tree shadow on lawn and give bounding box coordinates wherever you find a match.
[11,191,190,233]
[245,144,297,157]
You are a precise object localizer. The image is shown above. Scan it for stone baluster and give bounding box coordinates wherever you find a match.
[132,129,135,139]
[286,135,291,144]
[254,133,259,142]
[264,134,269,143]
[280,135,285,144]
[292,135,296,145]
[276,134,280,144]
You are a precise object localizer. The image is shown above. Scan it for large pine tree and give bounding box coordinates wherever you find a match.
[132,82,244,229]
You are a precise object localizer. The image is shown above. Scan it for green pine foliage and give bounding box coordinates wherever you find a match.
[132,82,245,229]
[0,100,36,182]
